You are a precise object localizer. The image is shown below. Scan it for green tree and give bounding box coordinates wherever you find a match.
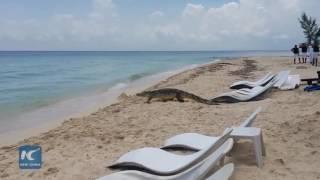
[299,12,320,44]
[317,29,320,44]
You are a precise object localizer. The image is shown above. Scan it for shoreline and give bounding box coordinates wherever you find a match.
[1,56,320,180]
[0,59,218,146]
[0,51,291,144]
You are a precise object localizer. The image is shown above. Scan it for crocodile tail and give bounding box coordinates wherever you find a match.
[193,95,211,104]
[182,91,211,104]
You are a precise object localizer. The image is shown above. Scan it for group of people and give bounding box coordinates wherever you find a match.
[291,42,319,66]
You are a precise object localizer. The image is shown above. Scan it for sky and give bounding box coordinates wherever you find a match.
[0,0,319,51]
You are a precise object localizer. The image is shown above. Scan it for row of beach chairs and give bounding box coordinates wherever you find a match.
[98,70,300,180]
[211,70,300,103]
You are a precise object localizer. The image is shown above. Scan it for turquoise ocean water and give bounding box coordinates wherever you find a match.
[0,51,289,134]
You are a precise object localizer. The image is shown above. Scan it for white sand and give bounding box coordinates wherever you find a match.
[0,56,320,180]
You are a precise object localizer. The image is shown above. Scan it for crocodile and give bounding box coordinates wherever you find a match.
[136,88,218,105]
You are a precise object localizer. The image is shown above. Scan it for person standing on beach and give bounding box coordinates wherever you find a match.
[313,43,319,66]
[291,45,300,64]
[300,43,308,63]
[307,44,313,64]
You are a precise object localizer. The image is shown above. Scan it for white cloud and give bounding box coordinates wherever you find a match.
[0,0,119,49]
[150,11,164,18]
[0,0,319,50]
[273,34,289,40]
[142,0,320,50]
[182,4,205,18]
[90,0,116,19]
[93,0,114,11]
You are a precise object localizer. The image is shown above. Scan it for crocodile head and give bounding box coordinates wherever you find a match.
[136,91,152,97]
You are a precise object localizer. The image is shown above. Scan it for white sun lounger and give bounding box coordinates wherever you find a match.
[161,107,266,167]
[279,75,300,90]
[211,79,276,103]
[230,70,291,90]
[206,163,234,180]
[108,129,233,176]
[273,70,290,88]
[98,141,234,180]
[230,72,275,89]
[162,107,262,151]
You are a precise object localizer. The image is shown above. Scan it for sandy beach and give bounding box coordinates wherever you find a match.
[1,56,320,180]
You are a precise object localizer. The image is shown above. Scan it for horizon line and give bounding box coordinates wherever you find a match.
[0,49,289,52]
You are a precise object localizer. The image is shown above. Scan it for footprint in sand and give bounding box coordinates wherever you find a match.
[274,158,285,165]
[310,151,318,155]
[0,173,9,178]
[44,167,59,176]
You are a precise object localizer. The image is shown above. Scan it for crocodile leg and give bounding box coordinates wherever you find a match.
[176,93,185,102]
[146,96,152,103]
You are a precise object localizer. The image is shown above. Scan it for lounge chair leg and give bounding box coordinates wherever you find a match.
[253,135,263,168]
[261,133,266,156]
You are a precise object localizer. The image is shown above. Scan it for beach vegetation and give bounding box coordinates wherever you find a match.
[299,12,320,44]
